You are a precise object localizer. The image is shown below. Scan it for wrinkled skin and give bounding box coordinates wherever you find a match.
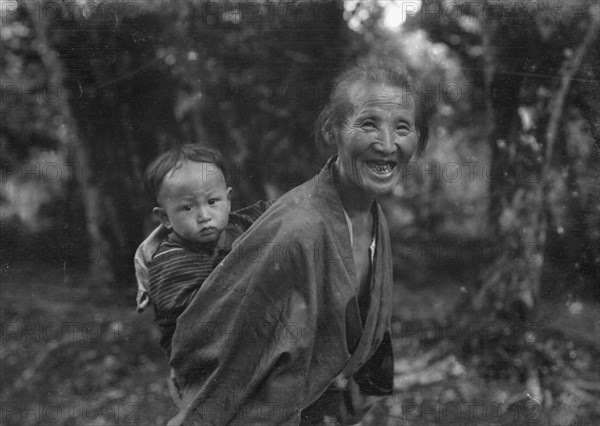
[335,83,419,199]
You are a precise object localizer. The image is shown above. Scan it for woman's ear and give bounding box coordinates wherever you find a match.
[322,118,335,146]
[153,206,171,229]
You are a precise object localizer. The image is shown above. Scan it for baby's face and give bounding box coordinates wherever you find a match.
[155,161,231,244]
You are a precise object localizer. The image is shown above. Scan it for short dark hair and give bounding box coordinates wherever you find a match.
[144,144,226,204]
[315,59,429,156]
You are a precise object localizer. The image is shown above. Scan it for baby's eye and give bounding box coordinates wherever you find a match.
[208,199,218,205]
[182,204,193,211]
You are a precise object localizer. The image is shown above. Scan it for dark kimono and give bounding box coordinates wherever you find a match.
[168,158,393,426]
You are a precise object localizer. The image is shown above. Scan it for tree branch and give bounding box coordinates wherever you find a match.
[543,4,600,178]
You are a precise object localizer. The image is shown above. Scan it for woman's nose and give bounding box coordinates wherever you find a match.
[375,127,397,155]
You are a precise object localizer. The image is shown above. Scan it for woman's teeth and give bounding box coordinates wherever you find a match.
[367,161,395,175]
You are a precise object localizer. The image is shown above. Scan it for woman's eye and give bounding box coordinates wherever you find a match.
[397,123,410,132]
[361,120,376,129]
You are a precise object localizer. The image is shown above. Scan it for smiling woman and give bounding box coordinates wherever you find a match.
[167,60,430,426]
[333,84,419,196]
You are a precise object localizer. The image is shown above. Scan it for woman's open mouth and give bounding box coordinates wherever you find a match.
[366,160,397,176]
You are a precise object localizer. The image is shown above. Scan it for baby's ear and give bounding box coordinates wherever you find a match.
[226,187,232,201]
[153,207,171,229]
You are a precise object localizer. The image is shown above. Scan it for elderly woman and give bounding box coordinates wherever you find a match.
[168,60,428,426]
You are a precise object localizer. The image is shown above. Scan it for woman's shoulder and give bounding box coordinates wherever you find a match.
[267,181,329,224]
[238,179,334,242]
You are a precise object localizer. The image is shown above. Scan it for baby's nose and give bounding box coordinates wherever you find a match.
[197,206,210,222]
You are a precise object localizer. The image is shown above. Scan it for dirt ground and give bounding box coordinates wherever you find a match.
[1,257,598,426]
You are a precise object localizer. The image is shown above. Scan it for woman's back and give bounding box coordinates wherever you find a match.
[169,159,394,425]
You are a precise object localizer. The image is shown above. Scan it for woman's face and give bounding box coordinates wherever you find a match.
[335,83,419,196]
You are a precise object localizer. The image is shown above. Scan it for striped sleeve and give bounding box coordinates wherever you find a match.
[148,248,214,321]
[148,247,215,355]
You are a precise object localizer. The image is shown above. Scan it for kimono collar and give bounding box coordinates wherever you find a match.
[321,155,377,243]
[314,156,378,258]
[312,156,350,237]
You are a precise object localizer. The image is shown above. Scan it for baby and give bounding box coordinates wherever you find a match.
[134,144,272,359]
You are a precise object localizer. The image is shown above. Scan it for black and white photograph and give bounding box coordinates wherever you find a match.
[1,0,599,425]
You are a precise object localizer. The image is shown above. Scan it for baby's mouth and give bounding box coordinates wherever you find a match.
[366,160,397,175]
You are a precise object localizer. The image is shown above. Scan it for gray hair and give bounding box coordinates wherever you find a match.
[315,59,429,156]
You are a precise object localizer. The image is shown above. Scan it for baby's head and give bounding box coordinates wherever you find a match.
[145,144,232,244]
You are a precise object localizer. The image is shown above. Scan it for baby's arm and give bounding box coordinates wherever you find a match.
[134,224,170,312]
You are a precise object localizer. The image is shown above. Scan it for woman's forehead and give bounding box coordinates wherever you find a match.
[347,82,415,111]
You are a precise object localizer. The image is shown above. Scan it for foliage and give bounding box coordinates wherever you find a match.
[1,0,364,281]
[2,1,599,425]
[408,0,600,307]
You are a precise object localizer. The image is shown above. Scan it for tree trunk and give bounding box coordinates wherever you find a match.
[22,0,116,282]
[474,4,600,317]
[473,70,545,316]
[37,8,183,283]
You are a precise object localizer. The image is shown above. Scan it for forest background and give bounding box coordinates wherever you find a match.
[1,0,599,425]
